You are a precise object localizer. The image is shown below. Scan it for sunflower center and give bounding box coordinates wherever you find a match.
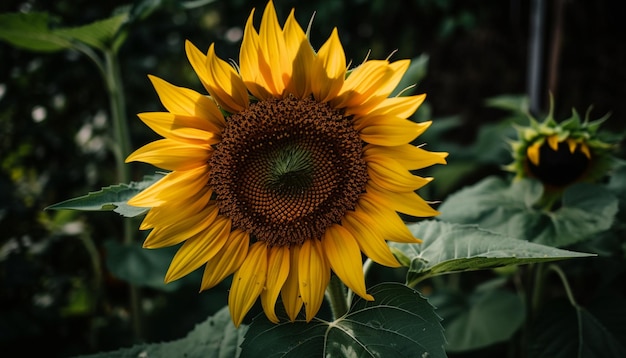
[209,95,368,247]
[267,144,314,194]
[527,140,590,187]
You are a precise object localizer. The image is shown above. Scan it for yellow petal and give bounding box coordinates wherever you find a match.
[374,59,411,100]
[257,0,289,96]
[185,39,211,92]
[143,203,219,249]
[125,139,211,171]
[579,142,591,159]
[205,43,249,113]
[364,144,448,170]
[137,112,220,145]
[140,187,212,230]
[367,182,439,218]
[148,75,226,129]
[127,165,209,207]
[333,60,410,114]
[359,117,432,146]
[283,9,314,98]
[281,245,303,321]
[200,229,250,291]
[367,154,433,192]
[360,94,427,120]
[239,9,272,100]
[566,138,577,153]
[229,242,268,327]
[260,245,290,323]
[299,239,330,322]
[527,142,541,166]
[547,135,559,151]
[322,224,374,301]
[311,28,346,102]
[332,60,388,108]
[164,216,231,282]
[358,194,423,244]
[342,210,400,268]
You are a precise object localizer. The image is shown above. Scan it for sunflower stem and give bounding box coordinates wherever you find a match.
[104,48,143,342]
[326,275,350,320]
[547,263,578,307]
[530,262,546,319]
[104,49,132,186]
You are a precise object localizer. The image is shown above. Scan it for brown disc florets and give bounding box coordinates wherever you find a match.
[209,95,368,246]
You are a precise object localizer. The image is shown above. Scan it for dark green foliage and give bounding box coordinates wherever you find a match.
[1,1,625,357]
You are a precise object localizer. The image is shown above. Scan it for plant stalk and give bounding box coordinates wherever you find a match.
[104,49,143,341]
[326,275,350,320]
[104,50,132,187]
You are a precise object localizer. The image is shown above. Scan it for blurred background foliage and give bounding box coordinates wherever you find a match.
[1,0,625,357]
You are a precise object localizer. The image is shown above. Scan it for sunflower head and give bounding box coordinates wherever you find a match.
[126,0,447,327]
[506,99,615,192]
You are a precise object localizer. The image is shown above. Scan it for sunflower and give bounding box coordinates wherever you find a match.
[506,100,614,192]
[126,0,447,327]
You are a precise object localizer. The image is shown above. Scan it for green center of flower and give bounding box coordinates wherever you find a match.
[209,95,368,247]
[267,144,314,194]
[527,140,590,187]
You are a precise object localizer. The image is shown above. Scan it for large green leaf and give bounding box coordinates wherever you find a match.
[103,240,183,292]
[430,284,525,352]
[437,177,619,247]
[0,12,72,51]
[45,173,164,217]
[241,283,446,358]
[75,306,246,358]
[390,220,594,286]
[55,13,128,50]
[528,300,626,358]
[0,12,128,52]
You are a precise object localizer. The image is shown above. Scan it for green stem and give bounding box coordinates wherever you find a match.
[104,50,132,187]
[530,262,546,318]
[346,258,374,303]
[72,42,107,79]
[71,38,141,341]
[548,264,578,307]
[103,49,142,341]
[325,275,349,320]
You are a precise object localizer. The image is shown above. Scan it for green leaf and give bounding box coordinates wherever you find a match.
[485,94,529,116]
[430,285,525,352]
[607,162,626,213]
[54,13,128,50]
[391,54,429,97]
[437,176,619,247]
[74,306,246,358]
[0,12,72,51]
[241,283,446,358]
[0,11,128,53]
[60,278,97,316]
[104,240,183,291]
[45,173,164,217]
[528,300,626,358]
[390,220,594,286]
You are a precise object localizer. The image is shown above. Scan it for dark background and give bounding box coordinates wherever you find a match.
[1,0,624,356]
